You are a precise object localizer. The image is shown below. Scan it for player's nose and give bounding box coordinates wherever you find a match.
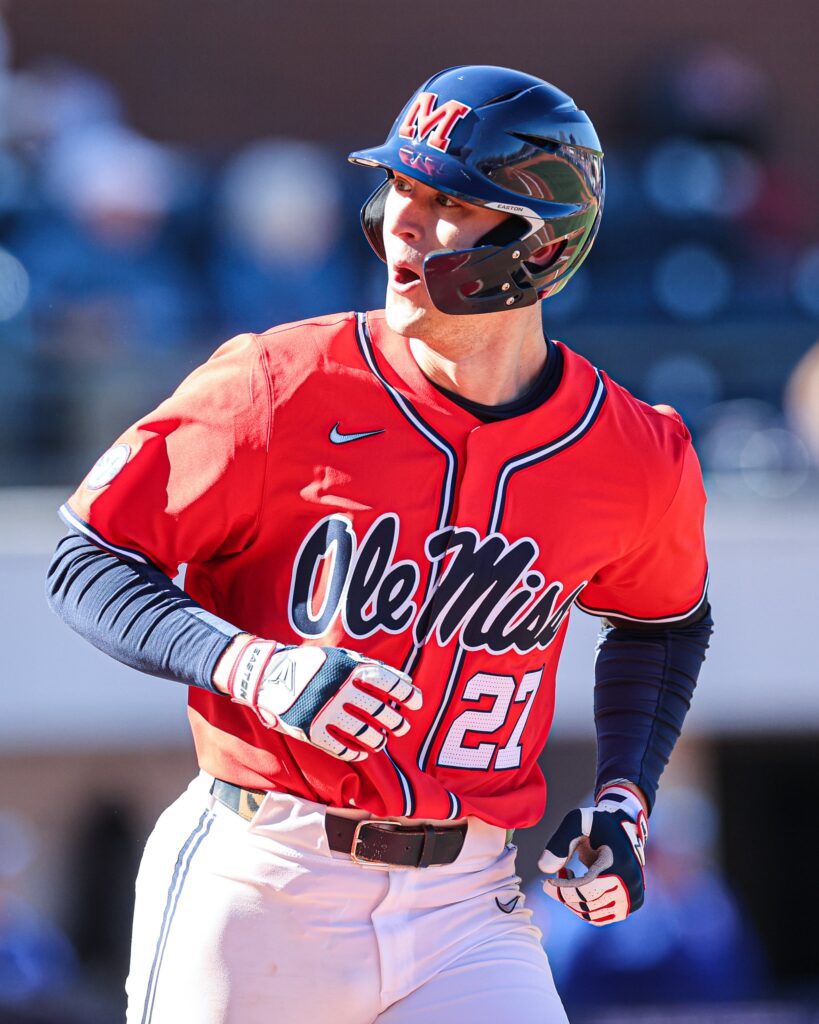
[389,213,423,246]
[384,193,425,246]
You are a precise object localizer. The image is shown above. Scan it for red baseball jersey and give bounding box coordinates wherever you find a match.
[64,311,708,829]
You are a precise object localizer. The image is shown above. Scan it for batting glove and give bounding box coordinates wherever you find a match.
[538,784,649,926]
[223,637,422,762]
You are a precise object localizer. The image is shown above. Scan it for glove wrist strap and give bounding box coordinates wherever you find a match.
[595,783,647,827]
[225,636,282,709]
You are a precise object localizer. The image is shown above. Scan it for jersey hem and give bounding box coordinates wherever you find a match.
[575,567,709,625]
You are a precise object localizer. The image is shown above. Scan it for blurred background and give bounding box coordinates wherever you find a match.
[0,1,817,1021]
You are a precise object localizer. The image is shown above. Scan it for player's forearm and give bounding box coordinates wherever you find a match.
[593,607,713,813]
[46,531,240,691]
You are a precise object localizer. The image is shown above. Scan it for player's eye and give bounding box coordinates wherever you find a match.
[436,192,459,209]
[392,176,413,194]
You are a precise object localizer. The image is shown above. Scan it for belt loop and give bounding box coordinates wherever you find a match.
[417,824,437,868]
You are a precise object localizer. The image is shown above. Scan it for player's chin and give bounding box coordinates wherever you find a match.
[385,289,434,337]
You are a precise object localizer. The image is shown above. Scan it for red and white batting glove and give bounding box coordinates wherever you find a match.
[538,784,649,926]
[219,637,422,763]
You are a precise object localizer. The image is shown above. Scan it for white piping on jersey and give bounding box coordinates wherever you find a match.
[417,367,607,775]
[355,313,460,816]
[59,503,150,565]
[384,748,414,817]
[576,567,710,624]
[356,318,611,806]
[489,368,606,534]
[354,314,457,538]
[418,644,467,773]
[355,314,458,673]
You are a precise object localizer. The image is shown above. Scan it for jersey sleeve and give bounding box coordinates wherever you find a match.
[61,333,271,578]
[576,435,709,626]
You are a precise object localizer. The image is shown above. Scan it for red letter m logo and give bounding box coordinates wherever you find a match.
[398,92,471,153]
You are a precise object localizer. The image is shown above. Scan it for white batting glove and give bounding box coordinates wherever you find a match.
[222,637,422,762]
[538,784,649,926]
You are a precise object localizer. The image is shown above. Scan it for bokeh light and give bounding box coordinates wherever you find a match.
[653,244,733,319]
[700,398,812,497]
[643,353,721,424]
[0,246,30,320]
[792,245,819,317]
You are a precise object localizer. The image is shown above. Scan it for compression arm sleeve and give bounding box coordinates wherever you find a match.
[46,532,240,692]
[593,606,713,814]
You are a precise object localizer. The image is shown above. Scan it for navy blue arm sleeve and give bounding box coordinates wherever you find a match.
[593,606,713,813]
[45,531,241,692]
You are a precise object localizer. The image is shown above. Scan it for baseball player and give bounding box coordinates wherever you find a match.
[47,65,712,1023]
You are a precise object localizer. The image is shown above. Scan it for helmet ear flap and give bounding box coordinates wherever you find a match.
[360,179,390,263]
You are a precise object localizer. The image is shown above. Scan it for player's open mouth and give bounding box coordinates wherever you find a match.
[391,266,421,293]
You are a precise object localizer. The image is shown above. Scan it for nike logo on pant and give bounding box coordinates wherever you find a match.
[495,895,520,914]
[329,423,385,445]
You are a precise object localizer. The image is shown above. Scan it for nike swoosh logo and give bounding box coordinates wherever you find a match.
[329,423,385,445]
[495,895,520,914]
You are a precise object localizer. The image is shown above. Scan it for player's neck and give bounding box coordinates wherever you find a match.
[409,308,548,406]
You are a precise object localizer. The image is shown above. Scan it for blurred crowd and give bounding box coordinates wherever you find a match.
[1,801,137,1022]
[0,22,817,494]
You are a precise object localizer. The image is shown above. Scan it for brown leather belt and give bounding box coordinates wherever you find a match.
[210,779,467,868]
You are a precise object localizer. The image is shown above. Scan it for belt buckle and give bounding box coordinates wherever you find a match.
[350,819,399,866]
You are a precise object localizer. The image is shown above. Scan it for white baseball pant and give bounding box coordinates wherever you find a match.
[125,772,568,1023]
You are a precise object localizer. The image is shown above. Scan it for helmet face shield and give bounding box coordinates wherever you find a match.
[424,233,551,315]
[350,65,604,315]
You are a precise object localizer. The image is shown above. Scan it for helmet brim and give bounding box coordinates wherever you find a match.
[349,143,579,223]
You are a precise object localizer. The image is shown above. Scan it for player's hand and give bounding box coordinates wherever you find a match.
[537,784,648,926]
[219,637,422,762]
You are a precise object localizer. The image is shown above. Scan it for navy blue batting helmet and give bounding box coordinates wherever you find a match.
[349,65,604,316]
